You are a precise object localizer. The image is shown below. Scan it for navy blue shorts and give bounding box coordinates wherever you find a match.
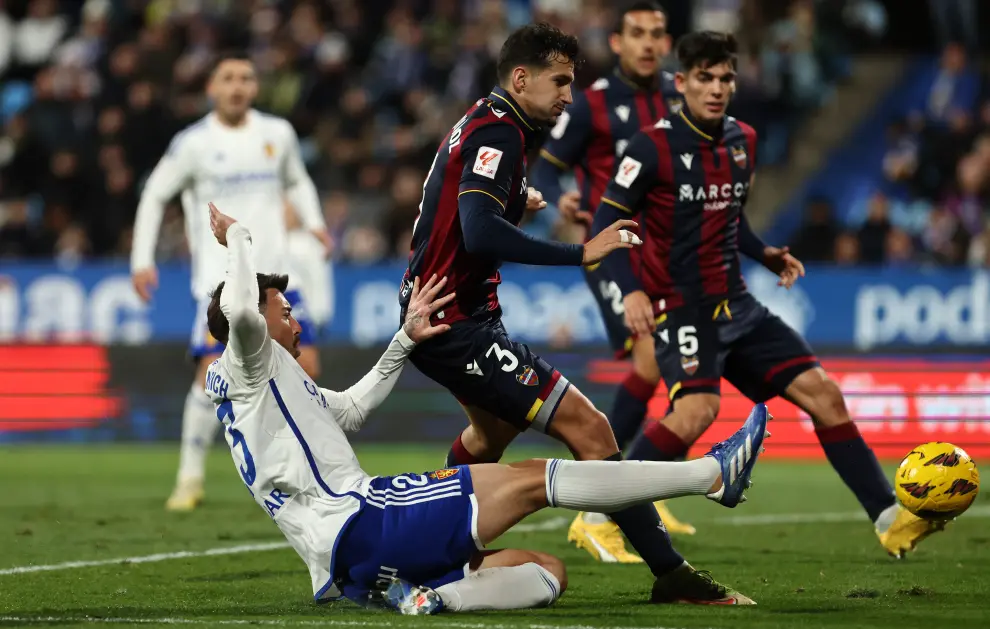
[334,466,482,606]
[584,263,635,359]
[409,318,571,433]
[654,293,819,404]
[189,288,315,360]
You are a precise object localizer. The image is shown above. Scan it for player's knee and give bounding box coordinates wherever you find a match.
[553,393,617,461]
[532,553,567,595]
[671,394,720,432]
[505,459,553,511]
[810,375,849,428]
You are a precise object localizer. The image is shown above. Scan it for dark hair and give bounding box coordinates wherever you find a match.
[206,273,289,345]
[496,23,580,84]
[612,1,666,35]
[675,31,737,72]
[210,50,254,77]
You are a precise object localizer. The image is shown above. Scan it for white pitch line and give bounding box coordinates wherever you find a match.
[4,507,989,578]
[0,617,708,629]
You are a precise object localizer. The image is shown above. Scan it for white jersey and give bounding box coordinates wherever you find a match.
[206,222,414,599]
[131,109,325,298]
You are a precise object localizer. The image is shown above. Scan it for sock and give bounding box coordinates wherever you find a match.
[582,512,610,525]
[444,433,493,467]
[874,504,900,533]
[609,371,655,450]
[546,453,711,576]
[176,384,220,483]
[545,456,719,511]
[435,563,561,611]
[627,420,690,462]
[816,421,896,522]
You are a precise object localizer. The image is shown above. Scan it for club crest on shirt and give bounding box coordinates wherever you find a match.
[430,468,460,481]
[516,365,539,387]
[667,98,683,114]
[731,145,747,168]
[681,355,699,375]
[264,142,276,159]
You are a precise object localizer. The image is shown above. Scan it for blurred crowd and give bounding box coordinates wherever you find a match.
[789,36,990,268]
[0,0,882,264]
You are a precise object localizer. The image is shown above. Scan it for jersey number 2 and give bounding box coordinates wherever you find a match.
[217,400,257,489]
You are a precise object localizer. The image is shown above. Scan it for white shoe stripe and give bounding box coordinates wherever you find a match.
[584,533,619,563]
[744,434,752,462]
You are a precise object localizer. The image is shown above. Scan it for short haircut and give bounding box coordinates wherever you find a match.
[206,273,289,345]
[210,50,254,77]
[612,1,666,35]
[496,23,580,84]
[675,31,738,72]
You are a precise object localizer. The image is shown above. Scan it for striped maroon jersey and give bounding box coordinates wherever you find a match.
[598,109,758,309]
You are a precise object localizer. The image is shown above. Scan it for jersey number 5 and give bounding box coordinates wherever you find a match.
[658,325,699,356]
[217,400,257,490]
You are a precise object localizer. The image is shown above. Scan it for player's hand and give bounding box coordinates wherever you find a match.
[311,228,334,259]
[209,202,237,247]
[623,290,656,336]
[763,246,805,289]
[558,191,592,225]
[132,267,158,303]
[526,187,548,212]
[582,219,642,265]
[402,274,456,343]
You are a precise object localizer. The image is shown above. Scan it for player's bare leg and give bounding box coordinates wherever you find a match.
[579,334,695,543]
[445,405,520,467]
[167,352,222,511]
[783,368,923,557]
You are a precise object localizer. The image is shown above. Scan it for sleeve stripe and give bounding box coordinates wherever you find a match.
[539,149,568,170]
[601,197,633,214]
[458,189,506,209]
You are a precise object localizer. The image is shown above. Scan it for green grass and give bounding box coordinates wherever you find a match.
[1,445,988,629]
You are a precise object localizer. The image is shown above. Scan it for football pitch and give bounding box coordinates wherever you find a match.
[2,445,988,629]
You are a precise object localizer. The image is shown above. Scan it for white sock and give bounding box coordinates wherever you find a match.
[435,563,561,611]
[582,512,610,525]
[874,503,900,533]
[176,384,219,483]
[545,458,719,511]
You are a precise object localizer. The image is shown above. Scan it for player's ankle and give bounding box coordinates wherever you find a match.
[707,473,722,495]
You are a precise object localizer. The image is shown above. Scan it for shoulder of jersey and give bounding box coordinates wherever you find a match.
[726,115,756,138]
[168,115,210,153]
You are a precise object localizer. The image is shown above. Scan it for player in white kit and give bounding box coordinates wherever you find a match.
[130,53,332,511]
[203,201,772,612]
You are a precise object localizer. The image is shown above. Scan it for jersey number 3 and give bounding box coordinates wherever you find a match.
[217,400,257,490]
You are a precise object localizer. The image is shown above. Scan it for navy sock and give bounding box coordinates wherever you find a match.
[816,422,896,521]
[609,372,656,450]
[604,452,685,576]
[627,418,689,462]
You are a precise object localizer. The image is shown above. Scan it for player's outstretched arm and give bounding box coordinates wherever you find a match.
[210,203,269,363]
[326,275,455,432]
[131,133,195,302]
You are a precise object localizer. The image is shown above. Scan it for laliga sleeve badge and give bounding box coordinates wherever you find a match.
[516,365,539,387]
[680,355,699,376]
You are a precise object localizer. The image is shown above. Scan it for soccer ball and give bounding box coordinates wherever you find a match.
[895,442,980,520]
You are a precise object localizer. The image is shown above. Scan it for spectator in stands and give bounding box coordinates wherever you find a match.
[857,192,893,264]
[789,197,840,263]
[833,231,861,266]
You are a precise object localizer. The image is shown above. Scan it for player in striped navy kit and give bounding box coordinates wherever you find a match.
[531,0,698,558]
[203,202,767,614]
[400,23,755,605]
[592,31,943,559]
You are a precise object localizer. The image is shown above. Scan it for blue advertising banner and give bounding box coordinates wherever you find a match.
[1,262,988,349]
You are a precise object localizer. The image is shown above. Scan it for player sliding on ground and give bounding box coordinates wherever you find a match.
[203,201,770,613]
